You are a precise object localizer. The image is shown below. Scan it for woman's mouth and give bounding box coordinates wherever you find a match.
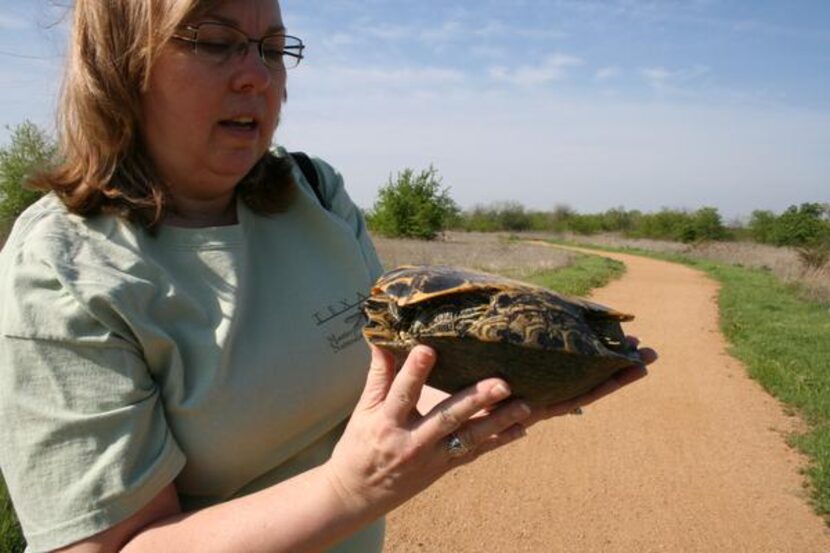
[219,116,258,131]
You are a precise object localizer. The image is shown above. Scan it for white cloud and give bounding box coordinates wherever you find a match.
[419,20,463,44]
[489,53,582,87]
[641,67,672,87]
[322,33,357,48]
[0,13,29,30]
[641,64,710,93]
[594,66,621,81]
[472,20,507,38]
[731,18,830,41]
[514,27,569,41]
[293,63,467,98]
[469,44,507,61]
[363,23,410,41]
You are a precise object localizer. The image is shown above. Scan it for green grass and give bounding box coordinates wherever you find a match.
[709,262,830,521]
[545,239,830,524]
[1,475,25,553]
[520,253,627,297]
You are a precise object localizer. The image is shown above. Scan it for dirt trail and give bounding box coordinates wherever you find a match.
[384,248,830,552]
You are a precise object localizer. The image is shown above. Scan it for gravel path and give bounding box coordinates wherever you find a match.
[384,248,830,552]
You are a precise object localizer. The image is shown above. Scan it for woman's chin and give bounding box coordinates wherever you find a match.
[212,152,265,179]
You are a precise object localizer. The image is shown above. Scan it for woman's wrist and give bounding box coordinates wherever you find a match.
[318,461,375,522]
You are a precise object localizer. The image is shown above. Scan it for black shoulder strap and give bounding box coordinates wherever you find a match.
[289,151,328,210]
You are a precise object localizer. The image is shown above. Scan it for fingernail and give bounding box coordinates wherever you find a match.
[516,402,532,418]
[492,383,510,399]
[415,346,434,365]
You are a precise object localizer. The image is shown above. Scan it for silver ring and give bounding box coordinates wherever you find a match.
[570,406,584,416]
[445,432,472,458]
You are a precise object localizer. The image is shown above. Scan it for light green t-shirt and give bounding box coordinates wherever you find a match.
[0,154,385,552]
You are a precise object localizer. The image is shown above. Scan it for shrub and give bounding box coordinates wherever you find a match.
[367,166,459,240]
[771,203,828,247]
[748,210,777,244]
[689,206,730,242]
[0,121,54,233]
[458,202,534,233]
[601,207,636,233]
[628,208,690,241]
[797,236,830,269]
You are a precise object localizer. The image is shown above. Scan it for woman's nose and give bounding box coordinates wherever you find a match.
[231,44,276,92]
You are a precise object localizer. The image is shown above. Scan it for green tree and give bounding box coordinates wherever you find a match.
[748,209,777,244]
[457,202,533,233]
[771,203,827,247]
[549,203,576,233]
[568,213,604,235]
[367,166,459,240]
[630,208,690,241]
[0,121,55,232]
[458,205,497,232]
[488,201,532,232]
[689,206,729,242]
[601,207,635,233]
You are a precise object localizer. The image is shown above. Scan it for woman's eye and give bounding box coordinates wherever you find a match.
[262,46,283,63]
[198,40,234,57]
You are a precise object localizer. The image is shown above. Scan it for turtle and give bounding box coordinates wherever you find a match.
[362,265,642,407]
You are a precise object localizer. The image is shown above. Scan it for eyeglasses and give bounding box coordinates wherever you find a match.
[172,22,305,70]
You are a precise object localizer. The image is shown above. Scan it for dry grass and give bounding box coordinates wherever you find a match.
[687,241,830,304]
[554,232,830,304]
[372,231,576,279]
[375,229,829,305]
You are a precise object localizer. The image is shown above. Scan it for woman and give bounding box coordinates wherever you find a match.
[0,1,655,551]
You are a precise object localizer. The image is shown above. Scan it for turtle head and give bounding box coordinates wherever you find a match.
[361,295,403,345]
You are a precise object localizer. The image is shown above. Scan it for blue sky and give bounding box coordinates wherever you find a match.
[1,1,828,220]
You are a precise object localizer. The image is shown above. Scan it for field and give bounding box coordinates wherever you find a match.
[373,232,576,279]
[554,231,830,305]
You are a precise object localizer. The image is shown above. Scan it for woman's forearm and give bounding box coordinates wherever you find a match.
[123,463,368,553]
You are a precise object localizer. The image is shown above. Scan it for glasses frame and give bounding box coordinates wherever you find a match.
[172,22,305,70]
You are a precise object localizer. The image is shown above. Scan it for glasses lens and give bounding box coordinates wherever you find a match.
[194,23,246,64]
[261,35,304,69]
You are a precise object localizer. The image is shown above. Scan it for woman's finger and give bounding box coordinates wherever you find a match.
[446,399,531,457]
[638,347,658,365]
[415,377,512,444]
[383,345,437,424]
[356,345,396,411]
[626,336,658,366]
[448,423,528,466]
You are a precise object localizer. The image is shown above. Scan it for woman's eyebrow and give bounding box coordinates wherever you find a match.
[198,12,286,34]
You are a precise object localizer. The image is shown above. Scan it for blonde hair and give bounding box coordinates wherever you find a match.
[32,0,294,229]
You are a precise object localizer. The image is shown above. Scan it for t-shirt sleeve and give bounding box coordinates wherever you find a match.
[0,242,185,552]
[308,156,385,281]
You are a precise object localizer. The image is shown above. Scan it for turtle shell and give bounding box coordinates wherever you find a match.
[362,265,641,407]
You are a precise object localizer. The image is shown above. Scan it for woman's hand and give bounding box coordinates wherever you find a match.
[524,336,658,426]
[323,344,531,519]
